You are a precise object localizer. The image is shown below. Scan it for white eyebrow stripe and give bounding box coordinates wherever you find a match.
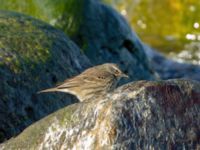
[112,65,120,71]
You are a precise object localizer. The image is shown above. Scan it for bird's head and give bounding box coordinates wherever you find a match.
[103,63,129,79]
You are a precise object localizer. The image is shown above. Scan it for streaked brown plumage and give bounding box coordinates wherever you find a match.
[38,63,128,101]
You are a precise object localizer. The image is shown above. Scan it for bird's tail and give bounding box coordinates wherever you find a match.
[37,88,58,94]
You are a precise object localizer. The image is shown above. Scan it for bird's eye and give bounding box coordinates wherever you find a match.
[114,69,120,74]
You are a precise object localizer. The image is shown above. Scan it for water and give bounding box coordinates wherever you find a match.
[168,42,200,65]
[107,0,200,65]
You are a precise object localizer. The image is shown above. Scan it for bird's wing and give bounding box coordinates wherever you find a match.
[55,66,113,89]
[81,67,111,80]
[56,76,97,89]
[55,77,82,89]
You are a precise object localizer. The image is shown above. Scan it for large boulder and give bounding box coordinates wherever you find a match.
[72,0,157,82]
[0,11,91,142]
[1,79,199,149]
[72,0,200,82]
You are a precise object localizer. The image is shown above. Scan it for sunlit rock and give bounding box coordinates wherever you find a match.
[1,79,199,149]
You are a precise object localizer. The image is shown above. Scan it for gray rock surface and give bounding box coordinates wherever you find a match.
[1,79,199,150]
[72,0,157,82]
[0,11,91,142]
[145,45,200,81]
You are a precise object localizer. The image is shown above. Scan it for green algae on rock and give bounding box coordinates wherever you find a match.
[0,10,91,143]
[0,79,199,149]
[0,11,55,73]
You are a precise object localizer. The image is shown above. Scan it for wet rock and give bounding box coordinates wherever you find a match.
[1,79,199,149]
[72,0,157,82]
[0,11,91,142]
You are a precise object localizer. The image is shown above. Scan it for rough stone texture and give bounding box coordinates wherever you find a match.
[1,79,199,150]
[73,0,157,83]
[1,1,200,148]
[145,45,200,81]
[0,11,91,142]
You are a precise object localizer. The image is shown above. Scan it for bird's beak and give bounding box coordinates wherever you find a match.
[121,73,129,78]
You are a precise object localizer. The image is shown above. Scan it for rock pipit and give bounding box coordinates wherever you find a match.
[38,63,128,101]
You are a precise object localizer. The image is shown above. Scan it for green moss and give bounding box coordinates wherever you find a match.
[57,103,80,127]
[80,38,89,52]
[60,0,85,36]
[0,0,86,38]
[0,11,53,73]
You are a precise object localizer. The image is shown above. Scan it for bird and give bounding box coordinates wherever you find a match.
[38,63,128,102]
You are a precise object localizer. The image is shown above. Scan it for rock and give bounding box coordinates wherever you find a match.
[72,0,157,82]
[70,0,200,82]
[145,45,200,81]
[0,11,91,142]
[1,79,199,149]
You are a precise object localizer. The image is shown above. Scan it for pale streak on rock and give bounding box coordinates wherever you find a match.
[39,118,65,150]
